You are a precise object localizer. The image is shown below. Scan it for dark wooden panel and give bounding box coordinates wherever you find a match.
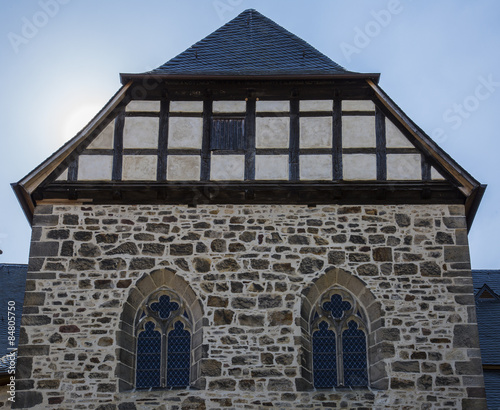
[211,118,245,150]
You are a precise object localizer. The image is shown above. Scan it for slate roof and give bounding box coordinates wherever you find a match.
[121,9,378,81]
[0,264,27,358]
[471,270,500,367]
[483,370,500,410]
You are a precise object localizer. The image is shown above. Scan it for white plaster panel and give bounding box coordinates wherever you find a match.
[78,155,113,181]
[255,155,288,180]
[300,100,333,112]
[167,156,201,181]
[387,154,422,180]
[87,122,114,149]
[431,166,445,180]
[342,100,375,111]
[170,101,203,113]
[386,118,414,148]
[55,169,68,181]
[122,155,157,181]
[343,154,377,180]
[123,117,159,149]
[256,117,289,148]
[213,101,246,113]
[126,100,161,112]
[300,155,332,180]
[168,117,203,149]
[256,101,289,112]
[300,117,332,148]
[342,116,376,148]
[211,155,245,180]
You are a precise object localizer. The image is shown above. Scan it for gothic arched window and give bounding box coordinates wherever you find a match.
[135,289,192,389]
[311,290,368,388]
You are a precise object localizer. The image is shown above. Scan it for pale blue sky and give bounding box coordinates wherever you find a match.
[1,0,499,267]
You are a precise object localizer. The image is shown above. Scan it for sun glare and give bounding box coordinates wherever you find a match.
[61,103,103,143]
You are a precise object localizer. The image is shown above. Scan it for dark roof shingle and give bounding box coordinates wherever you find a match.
[122,9,376,80]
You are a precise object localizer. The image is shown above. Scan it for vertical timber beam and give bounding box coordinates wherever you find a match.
[332,98,342,180]
[157,99,170,181]
[201,100,213,181]
[375,106,387,180]
[112,110,125,181]
[245,99,256,181]
[289,99,300,181]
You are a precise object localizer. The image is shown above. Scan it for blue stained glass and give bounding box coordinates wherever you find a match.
[323,294,351,319]
[313,321,337,388]
[342,321,368,387]
[150,295,179,319]
[136,321,161,388]
[166,321,190,388]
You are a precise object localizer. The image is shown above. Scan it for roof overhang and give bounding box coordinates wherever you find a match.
[119,72,381,85]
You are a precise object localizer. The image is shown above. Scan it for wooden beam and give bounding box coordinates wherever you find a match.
[245,99,256,181]
[332,98,342,180]
[375,106,387,180]
[200,100,213,181]
[112,111,125,181]
[289,99,300,181]
[157,99,170,181]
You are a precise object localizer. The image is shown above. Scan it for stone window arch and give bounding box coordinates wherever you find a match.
[298,268,389,391]
[311,289,368,388]
[116,269,205,391]
[136,289,192,389]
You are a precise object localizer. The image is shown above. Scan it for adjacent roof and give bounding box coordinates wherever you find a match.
[121,9,379,82]
[471,270,500,408]
[0,265,27,358]
[471,270,500,366]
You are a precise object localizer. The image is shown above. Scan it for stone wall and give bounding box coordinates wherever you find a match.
[14,203,486,409]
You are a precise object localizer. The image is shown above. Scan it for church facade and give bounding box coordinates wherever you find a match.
[12,10,487,409]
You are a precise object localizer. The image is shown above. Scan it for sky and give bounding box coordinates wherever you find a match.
[0,0,499,268]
